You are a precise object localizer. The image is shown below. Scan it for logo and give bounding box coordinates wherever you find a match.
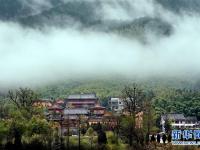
[172,129,200,145]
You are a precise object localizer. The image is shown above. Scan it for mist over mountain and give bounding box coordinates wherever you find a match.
[156,0,200,14]
[19,1,101,28]
[0,0,178,37]
[0,0,199,38]
[0,0,200,90]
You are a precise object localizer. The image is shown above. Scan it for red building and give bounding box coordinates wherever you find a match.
[48,103,64,114]
[65,93,98,108]
[89,104,106,116]
[55,99,65,105]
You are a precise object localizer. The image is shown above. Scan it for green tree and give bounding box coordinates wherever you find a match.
[6,111,27,149]
[8,88,38,118]
[86,127,97,150]
[164,117,172,134]
[5,88,52,148]
[98,130,107,145]
[143,91,158,143]
[27,115,50,136]
[0,121,9,146]
[120,116,135,146]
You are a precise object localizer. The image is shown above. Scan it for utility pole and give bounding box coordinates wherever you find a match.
[78,115,81,150]
[60,114,64,150]
[67,113,70,150]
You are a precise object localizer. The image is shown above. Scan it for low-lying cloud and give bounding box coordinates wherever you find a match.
[0,0,200,89]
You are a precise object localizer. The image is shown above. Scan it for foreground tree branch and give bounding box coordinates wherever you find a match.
[8,88,37,114]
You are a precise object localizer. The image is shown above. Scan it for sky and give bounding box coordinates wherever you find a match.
[0,0,200,89]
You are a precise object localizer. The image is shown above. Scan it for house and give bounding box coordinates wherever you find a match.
[64,108,89,117]
[88,104,106,125]
[185,117,198,125]
[48,103,64,114]
[160,113,198,133]
[108,98,124,114]
[47,93,121,134]
[88,111,118,130]
[55,99,65,106]
[33,99,52,108]
[47,103,64,122]
[63,104,106,128]
[89,104,106,116]
[62,104,115,132]
[65,93,98,108]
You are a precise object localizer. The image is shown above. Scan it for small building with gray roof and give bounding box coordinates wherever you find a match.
[161,113,198,133]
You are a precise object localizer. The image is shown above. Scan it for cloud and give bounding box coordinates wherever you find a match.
[100,0,156,21]
[0,0,200,89]
[20,0,53,14]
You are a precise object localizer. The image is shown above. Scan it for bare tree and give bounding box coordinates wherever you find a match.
[121,84,145,146]
[122,84,145,117]
[8,88,37,115]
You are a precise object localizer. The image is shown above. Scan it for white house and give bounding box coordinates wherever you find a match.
[108,98,124,114]
[161,113,198,133]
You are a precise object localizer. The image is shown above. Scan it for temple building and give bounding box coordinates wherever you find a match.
[63,108,89,126]
[65,93,99,108]
[88,104,106,125]
[46,93,119,134]
[33,99,52,108]
[89,104,106,116]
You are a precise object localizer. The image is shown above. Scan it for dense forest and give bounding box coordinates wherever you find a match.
[0,77,195,120]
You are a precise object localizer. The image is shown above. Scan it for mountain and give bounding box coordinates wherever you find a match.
[156,0,200,14]
[18,1,101,28]
[0,0,66,20]
[0,0,198,38]
[0,0,31,20]
[111,17,172,40]
[35,76,195,99]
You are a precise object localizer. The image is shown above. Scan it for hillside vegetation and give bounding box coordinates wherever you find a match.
[30,77,200,120]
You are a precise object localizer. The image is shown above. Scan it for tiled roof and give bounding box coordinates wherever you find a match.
[185,116,197,122]
[64,108,89,115]
[67,93,97,99]
[90,104,106,110]
[48,104,63,110]
[64,115,78,119]
[162,113,185,120]
[56,99,64,104]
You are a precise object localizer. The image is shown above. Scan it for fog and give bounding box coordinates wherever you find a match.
[0,0,200,89]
